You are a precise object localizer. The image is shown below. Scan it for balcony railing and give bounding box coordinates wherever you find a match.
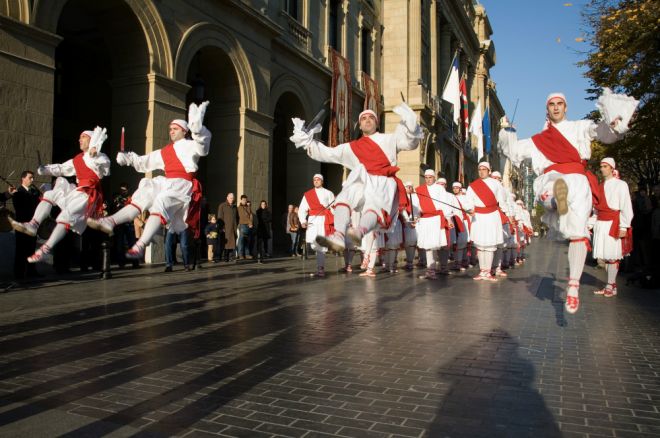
[280,11,312,54]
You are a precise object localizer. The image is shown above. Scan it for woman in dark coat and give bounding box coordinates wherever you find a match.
[256,200,272,262]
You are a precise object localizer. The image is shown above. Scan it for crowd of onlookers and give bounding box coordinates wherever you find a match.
[626,185,660,287]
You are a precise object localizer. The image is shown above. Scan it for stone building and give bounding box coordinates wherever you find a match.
[0,0,385,254]
[381,0,507,186]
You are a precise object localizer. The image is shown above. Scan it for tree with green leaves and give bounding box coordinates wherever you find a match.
[580,0,659,191]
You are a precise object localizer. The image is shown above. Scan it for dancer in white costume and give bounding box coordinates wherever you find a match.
[497,89,637,313]
[87,102,211,259]
[488,171,513,277]
[298,174,335,278]
[413,170,455,280]
[289,106,423,253]
[592,158,633,297]
[10,127,110,262]
[465,162,506,282]
[401,182,420,271]
[451,182,471,271]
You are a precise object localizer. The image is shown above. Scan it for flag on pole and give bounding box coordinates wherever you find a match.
[441,56,460,125]
[470,99,483,160]
[483,96,491,155]
[459,77,469,142]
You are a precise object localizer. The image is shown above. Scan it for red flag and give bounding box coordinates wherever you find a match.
[459,78,469,143]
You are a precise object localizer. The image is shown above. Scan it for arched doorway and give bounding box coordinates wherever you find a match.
[53,0,150,191]
[271,92,318,253]
[184,47,241,212]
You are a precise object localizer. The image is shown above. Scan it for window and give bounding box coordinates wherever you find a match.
[361,27,371,75]
[284,0,299,20]
[329,0,340,51]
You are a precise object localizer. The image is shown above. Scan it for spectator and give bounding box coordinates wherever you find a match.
[293,205,305,257]
[164,228,190,272]
[237,194,253,259]
[10,171,40,279]
[256,200,272,262]
[285,204,298,256]
[217,193,238,262]
[205,214,219,262]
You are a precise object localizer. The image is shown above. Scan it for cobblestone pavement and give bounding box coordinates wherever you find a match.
[0,241,659,438]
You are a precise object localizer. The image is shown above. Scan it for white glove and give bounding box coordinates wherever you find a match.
[289,117,321,149]
[37,165,50,176]
[116,152,131,167]
[392,102,418,132]
[188,101,209,134]
[89,126,108,150]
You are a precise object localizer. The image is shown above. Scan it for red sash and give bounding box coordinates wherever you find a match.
[350,136,407,218]
[455,197,471,232]
[304,188,335,236]
[595,181,633,255]
[416,184,450,243]
[161,143,194,181]
[532,123,600,206]
[73,153,104,218]
[470,178,508,224]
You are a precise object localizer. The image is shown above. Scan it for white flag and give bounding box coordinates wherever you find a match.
[470,100,484,161]
[441,57,460,124]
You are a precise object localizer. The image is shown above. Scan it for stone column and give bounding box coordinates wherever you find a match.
[239,108,273,204]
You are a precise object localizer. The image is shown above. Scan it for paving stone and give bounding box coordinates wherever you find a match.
[1,243,659,436]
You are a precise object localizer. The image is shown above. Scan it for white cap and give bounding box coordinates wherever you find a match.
[546,92,567,106]
[313,173,324,181]
[404,181,413,187]
[600,157,616,169]
[359,109,378,123]
[424,169,436,177]
[516,199,524,205]
[491,171,502,179]
[437,178,447,186]
[478,162,491,171]
[170,119,189,132]
[452,182,462,188]
[81,130,94,138]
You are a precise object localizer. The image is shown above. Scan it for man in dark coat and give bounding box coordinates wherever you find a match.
[10,171,41,279]
[217,192,238,262]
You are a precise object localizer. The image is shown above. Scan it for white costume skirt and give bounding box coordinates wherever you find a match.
[470,211,504,250]
[416,216,448,250]
[131,176,192,233]
[44,177,91,234]
[592,220,624,260]
[305,215,327,253]
[534,171,592,239]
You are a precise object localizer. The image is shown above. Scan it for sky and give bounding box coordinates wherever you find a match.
[483,0,596,137]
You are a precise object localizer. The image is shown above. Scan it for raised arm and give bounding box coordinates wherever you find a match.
[391,103,424,152]
[38,159,75,178]
[289,118,360,168]
[188,101,211,157]
[497,128,534,168]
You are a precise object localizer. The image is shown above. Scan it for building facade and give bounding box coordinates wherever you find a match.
[381,0,507,187]
[0,0,514,260]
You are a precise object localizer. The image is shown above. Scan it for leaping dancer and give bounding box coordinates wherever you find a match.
[289,104,423,254]
[497,89,638,313]
[87,102,211,259]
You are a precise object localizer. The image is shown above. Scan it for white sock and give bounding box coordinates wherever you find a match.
[358,211,379,236]
[333,205,350,235]
[568,241,587,282]
[607,261,618,285]
[316,251,325,270]
[33,200,53,224]
[45,223,68,249]
[138,215,163,247]
[483,250,494,272]
[111,204,141,226]
[368,249,378,269]
[426,250,436,269]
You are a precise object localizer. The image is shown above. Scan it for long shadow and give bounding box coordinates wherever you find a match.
[0,296,302,425]
[0,291,211,336]
[59,284,420,437]
[507,271,567,328]
[427,329,561,437]
[0,289,241,354]
[0,292,298,383]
